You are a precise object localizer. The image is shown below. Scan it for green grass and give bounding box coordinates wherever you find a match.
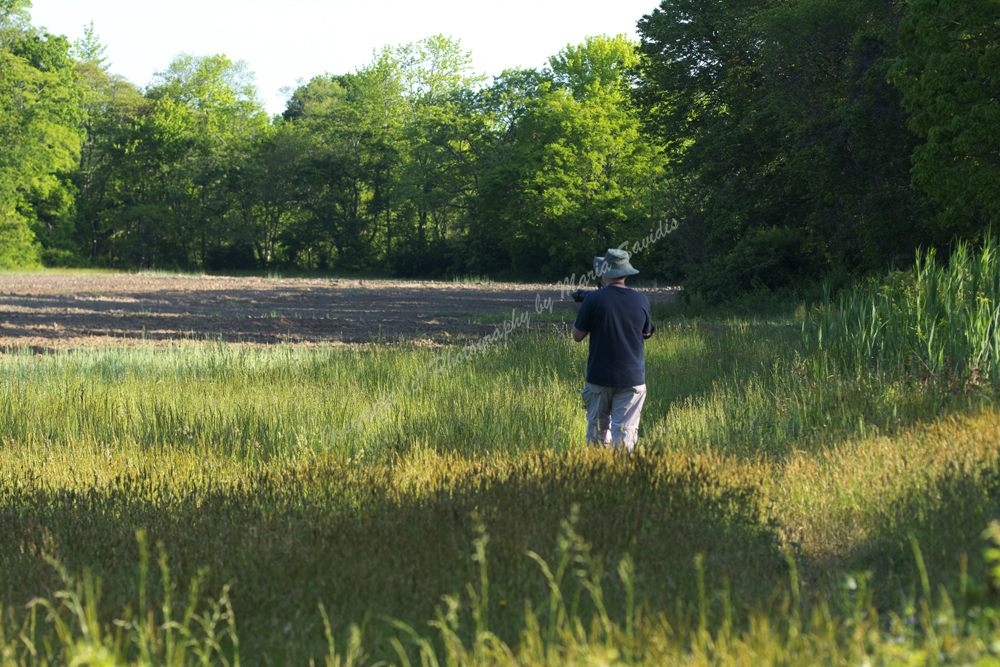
[4,240,1000,664]
[6,322,974,463]
[14,513,1000,667]
[0,332,997,662]
[812,239,1000,388]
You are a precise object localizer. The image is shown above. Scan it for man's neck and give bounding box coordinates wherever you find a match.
[603,278,627,288]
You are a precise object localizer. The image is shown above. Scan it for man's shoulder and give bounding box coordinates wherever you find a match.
[624,286,650,302]
[616,286,651,308]
[585,286,650,311]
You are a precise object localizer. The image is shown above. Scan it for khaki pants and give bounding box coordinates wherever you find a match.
[581,382,647,451]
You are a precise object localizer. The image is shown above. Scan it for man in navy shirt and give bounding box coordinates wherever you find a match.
[572,248,655,451]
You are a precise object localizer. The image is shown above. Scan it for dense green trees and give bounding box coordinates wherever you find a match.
[631,0,1000,298]
[72,52,269,268]
[890,0,1000,235]
[0,1,81,266]
[634,0,945,298]
[0,1,995,290]
[268,34,665,278]
[0,12,668,278]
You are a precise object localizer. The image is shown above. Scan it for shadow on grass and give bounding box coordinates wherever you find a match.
[829,458,1000,612]
[0,450,785,663]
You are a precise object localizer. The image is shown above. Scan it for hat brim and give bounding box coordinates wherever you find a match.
[594,256,640,279]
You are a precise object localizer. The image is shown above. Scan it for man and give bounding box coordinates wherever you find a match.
[572,248,655,452]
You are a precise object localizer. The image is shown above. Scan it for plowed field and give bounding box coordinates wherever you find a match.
[0,273,677,351]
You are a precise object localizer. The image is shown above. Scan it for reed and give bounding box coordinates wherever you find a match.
[813,237,1000,388]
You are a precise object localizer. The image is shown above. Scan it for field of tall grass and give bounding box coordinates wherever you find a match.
[4,240,1000,665]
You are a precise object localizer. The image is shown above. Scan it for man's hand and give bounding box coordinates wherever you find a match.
[572,327,589,343]
[643,324,656,340]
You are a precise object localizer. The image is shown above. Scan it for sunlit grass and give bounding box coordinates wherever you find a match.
[6,322,978,463]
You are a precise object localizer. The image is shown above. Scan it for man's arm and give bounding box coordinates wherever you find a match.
[572,327,589,343]
[643,324,656,340]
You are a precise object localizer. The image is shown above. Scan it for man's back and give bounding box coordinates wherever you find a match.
[574,286,652,387]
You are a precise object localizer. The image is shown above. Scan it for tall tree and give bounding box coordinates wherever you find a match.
[481,36,666,279]
[231,124,310,269]
[0,0,30,41]
[144,53,268,267]
[70,21,108,69]
[394,35,486,255]
[284,35,488,273]
[285,62,405,269]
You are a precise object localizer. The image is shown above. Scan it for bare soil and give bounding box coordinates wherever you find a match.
[0,274,677,351]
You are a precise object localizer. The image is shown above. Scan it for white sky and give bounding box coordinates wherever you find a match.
[28,0,660,116]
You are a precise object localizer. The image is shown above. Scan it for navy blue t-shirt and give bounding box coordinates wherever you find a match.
[573,285,653,387]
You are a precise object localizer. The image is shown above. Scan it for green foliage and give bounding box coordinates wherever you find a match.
[284,61,403,270]
[635,0,759,155]
[475,37,667,280]
[634,0,940,299]
[889,0,1000,234]
[0,0,29,28]
[395,33,485,103]
[282,74,349,122]
[0,204,40,267]
[545,34,639,100]
[72,59,146,265]
[70,21,108,69]
[278,34,496,274]
[148,52,267,138]
[230,123,310,268]
[76,52,270,269]
[395,38,483,257]
[484,83,665,279]
[1,0,995,288]
[0,24,82,268]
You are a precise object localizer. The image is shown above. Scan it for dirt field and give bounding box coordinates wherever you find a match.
[0,274,677,351]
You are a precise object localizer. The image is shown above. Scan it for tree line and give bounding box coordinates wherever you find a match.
[1,0,997,295]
